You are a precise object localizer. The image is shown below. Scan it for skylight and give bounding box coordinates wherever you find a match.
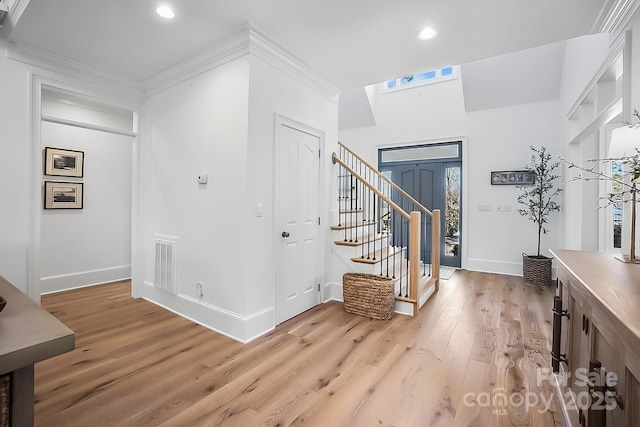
[385,66,458,91]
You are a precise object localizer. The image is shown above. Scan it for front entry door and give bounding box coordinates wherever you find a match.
[276,124,321,324]
[379,142,462,268]
[389,163,442,265]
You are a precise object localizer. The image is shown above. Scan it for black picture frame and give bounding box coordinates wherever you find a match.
[490,170,535,185]
[44,181,84,209]
[44,147,84,178]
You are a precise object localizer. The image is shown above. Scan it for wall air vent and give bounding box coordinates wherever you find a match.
[154,234,178,294]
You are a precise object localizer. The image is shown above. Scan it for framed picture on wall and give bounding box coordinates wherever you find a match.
[44,147,84,177]
[490,170,535,185]
[44,181,84,209]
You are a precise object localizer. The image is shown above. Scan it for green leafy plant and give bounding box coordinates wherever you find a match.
[516,146,563,257]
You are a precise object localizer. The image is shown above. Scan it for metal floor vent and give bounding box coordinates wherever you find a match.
[154,235,178,294]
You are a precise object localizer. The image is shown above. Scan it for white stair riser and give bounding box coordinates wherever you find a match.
[330,222,379,241]
[332,209,364,225]
[348,250,407,275]
[332,238,392,258]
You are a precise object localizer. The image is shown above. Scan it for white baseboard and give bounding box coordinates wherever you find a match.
[141,281,275,343]
[466,258,557,280]
[41,265,131,294]
[323,281,344,303]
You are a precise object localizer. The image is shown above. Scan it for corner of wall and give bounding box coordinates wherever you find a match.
[141,281,275,343]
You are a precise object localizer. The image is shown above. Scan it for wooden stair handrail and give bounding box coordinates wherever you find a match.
[332,153,411,221]
[338,141,433,218]
[333,143,442,317]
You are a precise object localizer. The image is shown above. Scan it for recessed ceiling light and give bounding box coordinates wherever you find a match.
[156,5,175,19]
[417,27,438,40]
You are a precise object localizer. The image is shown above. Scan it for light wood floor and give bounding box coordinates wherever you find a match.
[35,271,566,426]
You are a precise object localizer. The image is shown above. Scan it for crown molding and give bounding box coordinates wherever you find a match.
[591,0,640,36]
[5,40,145,99]
[0,0,29,37]
[4,22,341,101]
[247,26,342,100]
[143,24,341,100]
[142,27,251,97]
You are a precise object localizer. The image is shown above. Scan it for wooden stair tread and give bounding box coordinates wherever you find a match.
[351,245,405,264]
[333,233,390,247]
[330,220,376,231]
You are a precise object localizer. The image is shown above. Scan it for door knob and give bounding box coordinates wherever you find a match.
[282,231,290,238]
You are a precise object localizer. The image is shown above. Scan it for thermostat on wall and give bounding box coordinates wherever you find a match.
[197,173,208,184]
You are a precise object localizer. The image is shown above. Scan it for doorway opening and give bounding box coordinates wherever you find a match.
[29,80,138,302]
[379,141,462,268]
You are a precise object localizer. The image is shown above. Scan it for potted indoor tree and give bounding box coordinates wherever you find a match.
[516,145,562,286]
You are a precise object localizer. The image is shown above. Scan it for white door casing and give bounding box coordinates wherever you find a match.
[275,119,322,324]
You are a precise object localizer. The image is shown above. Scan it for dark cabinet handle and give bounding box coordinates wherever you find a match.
[582,314,590,335]
[585,316,589,335]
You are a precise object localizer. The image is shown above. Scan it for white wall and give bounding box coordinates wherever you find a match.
[139,46,338,342]
[246,54,339,318]
[558,34,613,251]
[40,118,132,293]
[339,77,563,277]
[140,55,251,336]
[0,38,141,298]
[0,40,31,292]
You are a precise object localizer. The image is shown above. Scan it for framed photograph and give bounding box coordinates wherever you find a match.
[44,147,84,177]
[491,170,535,185]
[44,181,84,209]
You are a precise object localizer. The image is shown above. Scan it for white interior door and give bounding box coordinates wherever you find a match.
[276,124,321,324]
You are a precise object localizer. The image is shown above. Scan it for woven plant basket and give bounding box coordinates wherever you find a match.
[0,374,9,427]
[342,272,395,320]
[522,253,552,287]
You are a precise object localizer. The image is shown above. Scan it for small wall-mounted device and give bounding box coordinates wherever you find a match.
[197,173,208,184]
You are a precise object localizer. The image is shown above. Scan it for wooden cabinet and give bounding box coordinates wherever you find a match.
[552,250,640,427]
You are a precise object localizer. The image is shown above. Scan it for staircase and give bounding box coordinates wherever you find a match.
[331,142,440,316]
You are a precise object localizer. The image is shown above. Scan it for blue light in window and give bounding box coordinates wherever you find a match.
[412,71,437,82]
[386,66,456,90]
[400,75,415,85]
[441,67,454,76]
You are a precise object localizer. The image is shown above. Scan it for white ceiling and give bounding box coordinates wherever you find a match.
[461,41,567,112]
[2,0,610,92]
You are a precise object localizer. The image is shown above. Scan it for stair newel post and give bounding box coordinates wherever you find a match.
[410,211,421,316]
[432,209,441,292]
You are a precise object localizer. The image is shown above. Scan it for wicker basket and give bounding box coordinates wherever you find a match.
[0,374,9,427]
[342,273,395,320]
[522,253,553,287]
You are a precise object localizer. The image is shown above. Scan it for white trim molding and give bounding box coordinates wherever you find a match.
[142,281,275,344]
[41,265,131,294]
[144,24,341,100]
[7,41,145,98]
[591,0,640,37]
